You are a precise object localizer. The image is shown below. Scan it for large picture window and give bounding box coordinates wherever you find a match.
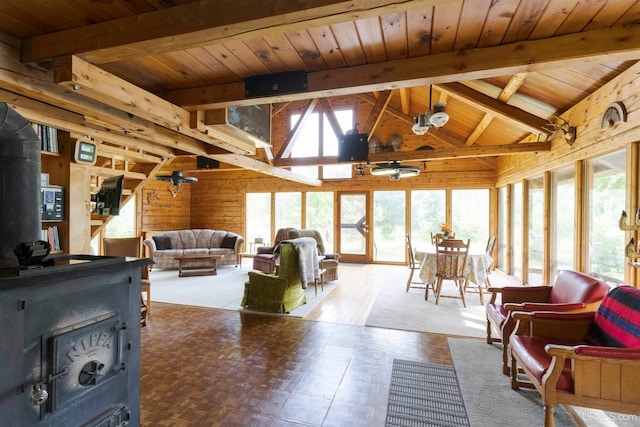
[585,150,626,282]
[246,193,271,246]
[306,192,335,253]
[290,108,354,179]
[498,186,507,271]
[527,176,544,285]
[512,182,523,280]
[452,189,489,252]
[410,190,445,250]
[275,192,301,231]
[550,166,575,279]
[373,191,406,262]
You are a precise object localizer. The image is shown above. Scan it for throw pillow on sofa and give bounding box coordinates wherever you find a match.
[221,234,237,249]
[152,235,172,250]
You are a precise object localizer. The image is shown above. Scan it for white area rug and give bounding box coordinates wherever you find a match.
[148,262,338,317]
[449,338,639,427]
[448,337,577,427]
[365,276,488,338]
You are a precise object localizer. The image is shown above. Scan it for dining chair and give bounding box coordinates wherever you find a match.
[464,236,497,304]
[434,238,470,307]
[405,234,424,292]
[103,236,152,324]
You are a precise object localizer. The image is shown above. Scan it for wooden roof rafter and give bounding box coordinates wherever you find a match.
[275,98,318,159]
[160,24,640,110]
[21,0,454,64]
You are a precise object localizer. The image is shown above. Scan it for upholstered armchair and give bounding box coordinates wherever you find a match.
[509,286,640,427]
[486,269,610,375]
[252,227,295,273]
[287,228,340,282]
[242,242,307,313]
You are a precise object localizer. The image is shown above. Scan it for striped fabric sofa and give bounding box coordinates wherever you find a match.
[143,229,244,269]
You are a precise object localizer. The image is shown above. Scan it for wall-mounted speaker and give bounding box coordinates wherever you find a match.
[196,156,220,169]
[338,133,369,162]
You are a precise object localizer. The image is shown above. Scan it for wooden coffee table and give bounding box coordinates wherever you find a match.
[173,254,224,277]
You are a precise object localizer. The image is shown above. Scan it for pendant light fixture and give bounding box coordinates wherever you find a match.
[412,85,449,135]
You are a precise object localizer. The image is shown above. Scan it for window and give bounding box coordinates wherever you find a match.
[527,176,544,285]
[512,182,523,280]
[498,186,507,271]
[274,192,301,230]
[410,190,446,250]
[550,166,575,279]
[585,150,626,281]
[246,193,271,246]
[289,108,354,179]
[306,192,335,252]
[105,194,136,237]
[373,191,406,262]
[451,189,489,252]
[91,195,137,255]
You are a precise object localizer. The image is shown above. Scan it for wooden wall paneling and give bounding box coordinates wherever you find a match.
[496,61,640,187]
[140,180,190,232]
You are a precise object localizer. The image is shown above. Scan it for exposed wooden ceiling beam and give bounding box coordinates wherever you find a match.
[368,142,552,163]
[436,82,548,135]
[465,114,493,146]
[362,90,393,136]
[53,55,255,155]
[274,142,550,166]
[276,98,318,159]
[21,0,454,64]
[162,24,640,110]
[1,89,174,158]
[97,144,164,164]
[499,72,529,103]
[211,153,322,186]
[399,88,410,115]
[317,98,344,137]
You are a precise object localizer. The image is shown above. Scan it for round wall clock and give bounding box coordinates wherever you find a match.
[600,102,627,129]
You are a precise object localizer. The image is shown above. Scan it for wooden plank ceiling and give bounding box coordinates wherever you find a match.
[1,0,639,184]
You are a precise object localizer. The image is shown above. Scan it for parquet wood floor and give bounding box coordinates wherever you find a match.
[139,264,470,426]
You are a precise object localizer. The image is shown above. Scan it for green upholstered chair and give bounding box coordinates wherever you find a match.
[241,242,307,313]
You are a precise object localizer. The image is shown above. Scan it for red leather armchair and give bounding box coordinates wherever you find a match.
[509,285,640,427]
[486,270,610,374]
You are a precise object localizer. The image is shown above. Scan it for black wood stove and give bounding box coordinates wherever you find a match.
[0,254,149,427]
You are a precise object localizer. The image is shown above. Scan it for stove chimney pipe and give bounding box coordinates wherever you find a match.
[0,103,41,268]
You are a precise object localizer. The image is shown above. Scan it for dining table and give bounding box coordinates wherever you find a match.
[414,245,493,287]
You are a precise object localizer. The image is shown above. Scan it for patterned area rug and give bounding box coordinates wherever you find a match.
[386,359,470,427]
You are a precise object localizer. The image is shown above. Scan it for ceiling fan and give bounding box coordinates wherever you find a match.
[155,171,198,186]
[412,85,449,135]
[155,171,198,197]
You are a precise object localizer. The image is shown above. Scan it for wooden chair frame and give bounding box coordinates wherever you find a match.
[405,234,424,292]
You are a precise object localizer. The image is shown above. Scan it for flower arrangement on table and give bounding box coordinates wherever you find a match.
[440,223,454,239]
